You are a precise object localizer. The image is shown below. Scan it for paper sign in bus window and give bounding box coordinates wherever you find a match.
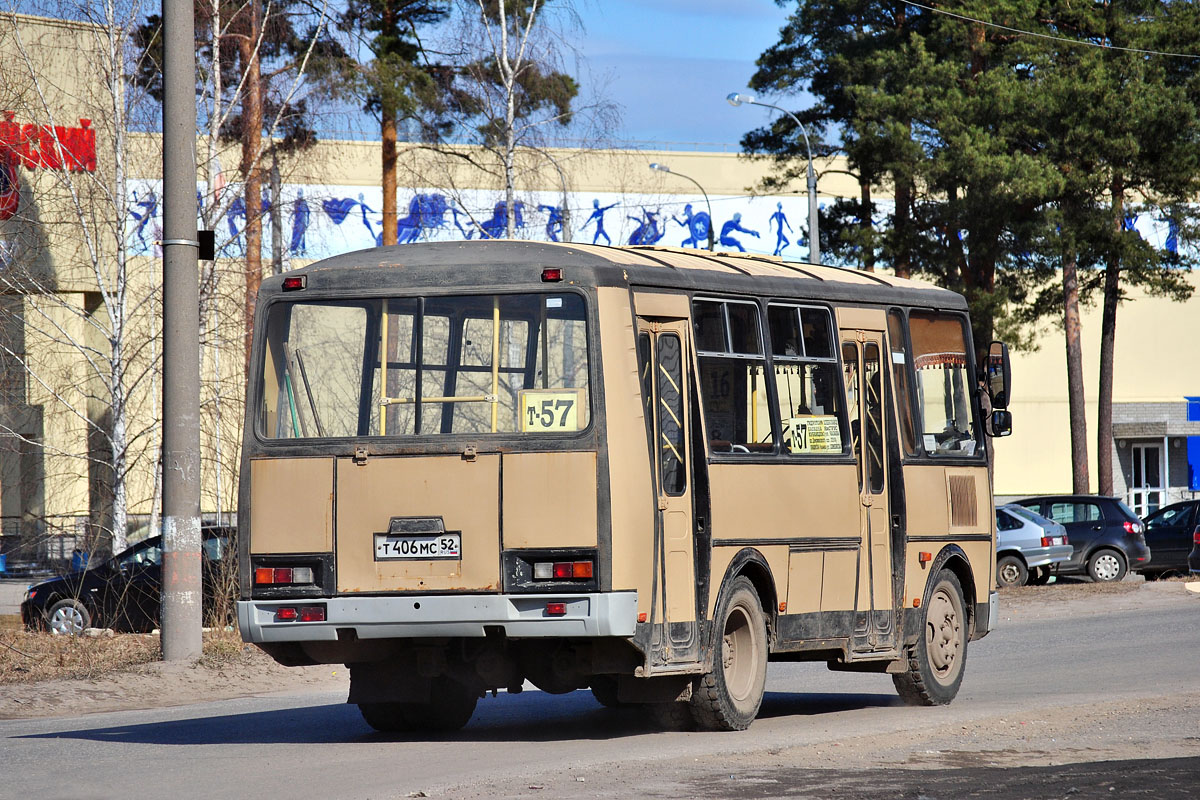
[520,389,583,432]
[786,415,842,454]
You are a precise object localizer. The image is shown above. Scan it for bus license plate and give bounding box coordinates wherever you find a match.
[374,533,461,560]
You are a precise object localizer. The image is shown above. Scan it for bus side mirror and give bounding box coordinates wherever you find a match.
[986,341,1011,410]
[989,409,1012,437]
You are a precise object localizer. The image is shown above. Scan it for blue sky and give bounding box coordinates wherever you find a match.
[571,0,796,148]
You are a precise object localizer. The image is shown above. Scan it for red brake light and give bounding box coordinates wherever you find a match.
[545,602,566,616]
[552,562,572,579]
[299,606,326,622]
[1123,521,1143,536]
[275,607,298,621]
[541,268,563,282]
[1193,526,1200,546]
[282,275,306,291]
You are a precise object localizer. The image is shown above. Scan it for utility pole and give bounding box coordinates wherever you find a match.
[161,0,203,660]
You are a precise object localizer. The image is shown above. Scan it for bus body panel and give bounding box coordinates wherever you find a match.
[249,457,334,554]
[596,286,657,616]
[502,451,598,549]
[335,454,501,593]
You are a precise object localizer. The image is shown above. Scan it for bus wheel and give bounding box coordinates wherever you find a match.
[893,569,967,706]
[358,702,416,733]
[690,576,767,731]
[589,676,623,708]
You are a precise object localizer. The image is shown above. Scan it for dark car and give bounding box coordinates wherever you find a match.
[1014,495,1150,582]
[1141,501,1200,579]
[21,526,235,634]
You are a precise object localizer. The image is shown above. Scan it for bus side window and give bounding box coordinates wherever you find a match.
[767,304,844,456]
[887,309,919,457]
[693,298,771,454]
[908,311,978,457]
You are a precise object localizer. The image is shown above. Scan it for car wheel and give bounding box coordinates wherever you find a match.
[689,576,768,731]
[996,555,1028,588]
[1028,567,1051,586]
[893,569,968,706]
[1087,549,1128,583]
[47,598,91,635]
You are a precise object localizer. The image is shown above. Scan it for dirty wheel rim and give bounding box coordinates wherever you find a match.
[50,605,85,635]
[1093,553,1121,581]
[721,604,759,703]
[998,561,1022,586]
[925,587,961,683]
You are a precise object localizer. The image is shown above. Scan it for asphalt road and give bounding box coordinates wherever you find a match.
[4,585,1199,800]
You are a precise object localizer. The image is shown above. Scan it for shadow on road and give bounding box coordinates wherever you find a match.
[14,687,900,746]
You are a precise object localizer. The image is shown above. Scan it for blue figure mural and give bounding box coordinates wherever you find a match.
[321,193,376,243]
[672,203,711,248]
[538,203,565,242]
[480,201,525,239]
[227,195,247,255]
[1166,218,1180,254]
[396,193,451,243]
[290,190,310,255]
[582,199,618,245]
[627,207,666,246]
[719,212,759,252]
[770,202,792,256]
[128,190,158,252]
[451,205,476,239]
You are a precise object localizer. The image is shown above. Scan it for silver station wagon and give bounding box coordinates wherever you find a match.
[995,504,1073,588]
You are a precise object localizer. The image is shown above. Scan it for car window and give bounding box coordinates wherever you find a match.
[115,542,163,569]
[1047,502,1100,525]
[202,536,228,561]
[1111,499,1143,523]
[1145,505,1192,530]
[996,510,1023,531]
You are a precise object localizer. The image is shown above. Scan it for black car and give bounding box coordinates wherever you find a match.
[21,526,235,634]
[1014,495,1150,582]
[1141,501,1200,579]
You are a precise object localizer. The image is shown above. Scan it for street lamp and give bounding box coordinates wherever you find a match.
[727,92,820,265]
[649,162,714,250]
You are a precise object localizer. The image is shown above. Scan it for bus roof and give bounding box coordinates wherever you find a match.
[268,240,968,310]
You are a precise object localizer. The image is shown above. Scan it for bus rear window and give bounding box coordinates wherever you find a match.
[259,293,590,438]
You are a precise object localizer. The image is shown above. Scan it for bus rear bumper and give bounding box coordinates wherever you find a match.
[237,591,639,644]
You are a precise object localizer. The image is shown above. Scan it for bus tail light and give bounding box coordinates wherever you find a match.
[275,605,326,622]
[533,560,593,580]
[541,268,563,282]
[545,602,566,616]
[255,566,314,586]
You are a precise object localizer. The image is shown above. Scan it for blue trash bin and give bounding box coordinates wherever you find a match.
[0,554,7,574]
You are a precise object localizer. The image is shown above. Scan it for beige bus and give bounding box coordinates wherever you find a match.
[237,240,1012,732]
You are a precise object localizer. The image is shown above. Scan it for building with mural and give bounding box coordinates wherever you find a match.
[1,11,1198,565]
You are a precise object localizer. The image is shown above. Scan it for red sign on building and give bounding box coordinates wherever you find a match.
[0,112,97,174]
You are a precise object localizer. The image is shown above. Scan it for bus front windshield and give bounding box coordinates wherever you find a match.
[259,292,590,439]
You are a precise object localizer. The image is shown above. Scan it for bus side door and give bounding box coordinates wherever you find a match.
[637,316,699,661]
[841,329,898,654]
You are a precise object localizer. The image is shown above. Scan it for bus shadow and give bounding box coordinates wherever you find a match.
[16,689,902,746]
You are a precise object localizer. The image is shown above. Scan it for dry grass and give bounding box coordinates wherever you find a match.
[0,627,254,685]
[1000,579,1142,599]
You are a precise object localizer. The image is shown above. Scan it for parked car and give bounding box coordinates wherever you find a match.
[1013,495,1149,582]
[1190,526,1200,576]
[1140,501,1200,579]
[995,504,1073,587]
[21,525,235,634]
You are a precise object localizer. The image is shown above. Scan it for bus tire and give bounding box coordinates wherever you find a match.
[689,576,767,731]
[589,676,623,708]
[893,568,968,706]
[358,702,416,733]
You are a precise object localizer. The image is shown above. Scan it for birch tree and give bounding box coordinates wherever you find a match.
[0,2,161,556]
